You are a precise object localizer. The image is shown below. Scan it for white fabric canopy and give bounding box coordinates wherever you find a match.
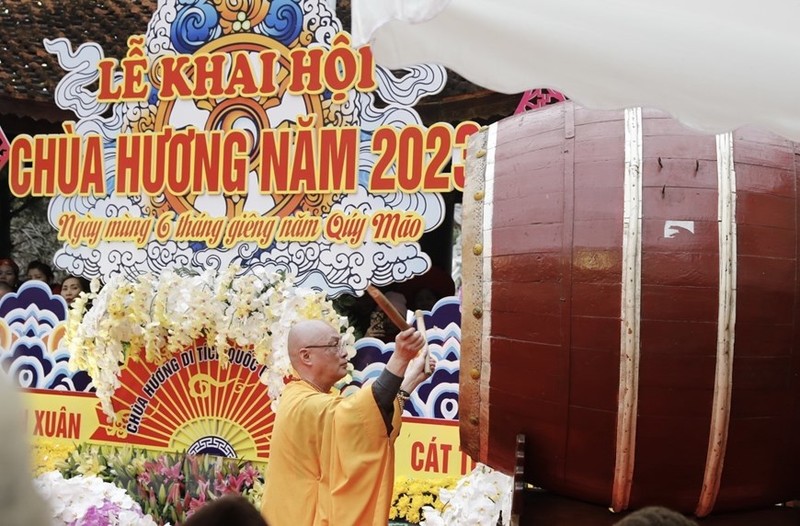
[352,0,800,140]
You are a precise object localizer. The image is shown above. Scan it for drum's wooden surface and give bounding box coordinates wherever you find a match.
[460,102,800,514]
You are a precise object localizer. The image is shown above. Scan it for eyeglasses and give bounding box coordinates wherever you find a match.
[305,338,346,353]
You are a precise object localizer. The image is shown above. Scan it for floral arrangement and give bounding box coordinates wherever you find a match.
[34,471,161,526]
[134,452,262,522]
[421,464,513,526]
[35,440,511,526]
[390,475,458,524]
[56,444,265,525]
[64,266,354,418]
[32,438,77,476]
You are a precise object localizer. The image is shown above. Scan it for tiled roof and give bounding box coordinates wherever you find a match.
[0,0,515,123]
[0,0,158,110]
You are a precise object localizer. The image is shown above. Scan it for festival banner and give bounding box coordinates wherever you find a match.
[22,394,474,480]
[7,3,477,293]
[3,0,471,484]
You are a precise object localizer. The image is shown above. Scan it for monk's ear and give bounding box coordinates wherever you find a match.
[298,348,312,365]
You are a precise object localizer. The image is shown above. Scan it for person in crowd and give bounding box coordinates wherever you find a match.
[0,374,51,526]
[261,319,431,526]
[25,261,53,284]
[25,260,59,293]
[184,495,267,526]
[413,287,439,312]
[0,281,13,300]
[399,265,456,312]
[60,275,90,306]
[0,258,20,291]
[614,506,698,525]
[364,290,408,343]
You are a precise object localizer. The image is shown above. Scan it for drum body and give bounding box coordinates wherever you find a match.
[460,102,800,514]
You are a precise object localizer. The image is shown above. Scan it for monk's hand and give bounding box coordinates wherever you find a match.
[401,355,437,393]
[394,327,425,362]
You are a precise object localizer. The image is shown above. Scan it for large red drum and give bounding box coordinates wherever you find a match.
[459,101,800,515]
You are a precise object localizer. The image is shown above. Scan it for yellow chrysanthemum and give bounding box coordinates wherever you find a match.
[31,439,75,476]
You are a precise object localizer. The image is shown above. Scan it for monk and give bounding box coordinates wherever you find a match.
[261,319,430,526]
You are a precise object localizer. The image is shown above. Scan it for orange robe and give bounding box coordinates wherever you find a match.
[261,381,402,526]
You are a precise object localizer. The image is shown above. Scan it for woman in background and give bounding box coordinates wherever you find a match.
[26,260,58,293]
[0,258,20,291]
[60,275,90,306]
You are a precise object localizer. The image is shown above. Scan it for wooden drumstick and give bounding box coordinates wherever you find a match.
[414,309,432,375]
[366,285,430,373]
[366,285,411,331]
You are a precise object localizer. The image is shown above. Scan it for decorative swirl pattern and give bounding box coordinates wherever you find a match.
[102,411,131,438]
[145,240,194,273]
[124,103,158,133]
[145,0,179,60]
[256,0,303,46]
[214,0,270,34]
[322,96,360,127]
[375,65,448,106]
[42,39,109,119]
[343,299,462,419]
[300,0,340,46]
[0,287,93,394]
[172,0,220,54]
[298,191,335,215]
[189,374,246,398]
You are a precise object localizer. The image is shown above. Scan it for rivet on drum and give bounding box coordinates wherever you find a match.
[474,191,484,201]
[469,415,479,425]
[473,244,483,255]
[470,368,480,380]
[476,149,487,158]
[472,307,483,319]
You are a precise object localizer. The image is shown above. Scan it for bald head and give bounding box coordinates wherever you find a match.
[288,319,349,392]
[288,319,338,367]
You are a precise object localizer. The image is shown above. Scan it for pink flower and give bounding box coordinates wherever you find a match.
[238,464,258,487]
[158,460,183,482]
[196,479,210,496]
[187,492,208,514]
[138,471,151,486]
[167,481,182,505]
[213,473,239,495]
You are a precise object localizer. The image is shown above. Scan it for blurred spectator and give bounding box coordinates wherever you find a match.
[25,261,53,284]
[0,374,51,526]
[413,287,439,312]
[60,276,91,306]
[395,266,455,312]
[364,290,408,343]
[0,258,20,291]
[25,261,59,294]
[614,506,698,525]
[0,282,12,300]
[183,495,267,526]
